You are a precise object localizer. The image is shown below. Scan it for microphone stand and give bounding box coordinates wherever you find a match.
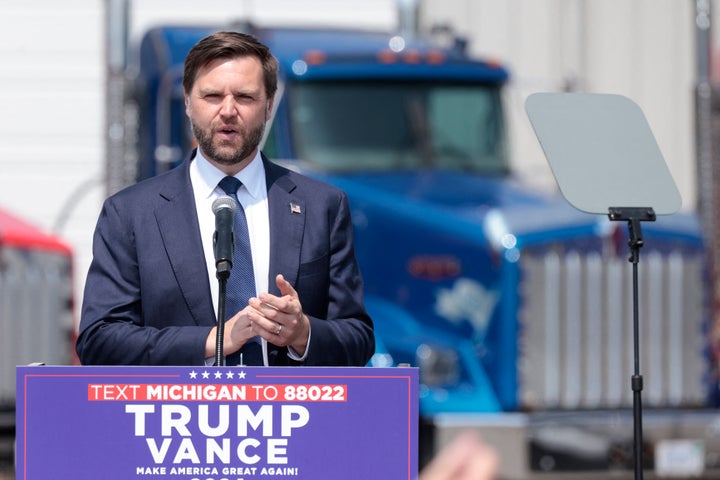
[214,259,232,366]
[608,206,656,480]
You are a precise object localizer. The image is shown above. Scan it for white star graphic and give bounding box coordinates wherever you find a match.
[237,371,247,380]
[189,371,198,379]
[214,371,223,379]
[226,371,235,379]
[201,371,210,379]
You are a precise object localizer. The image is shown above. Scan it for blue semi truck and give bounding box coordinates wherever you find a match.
[110,22,719,478]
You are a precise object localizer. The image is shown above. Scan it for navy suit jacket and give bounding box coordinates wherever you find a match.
[76,154,374,366]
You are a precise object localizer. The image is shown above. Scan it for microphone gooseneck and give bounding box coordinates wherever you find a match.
[212,195,237,277]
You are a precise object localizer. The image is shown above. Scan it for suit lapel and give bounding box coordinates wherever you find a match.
[147,156,305,329]
[264,157,305,296]
[155,160,216,326]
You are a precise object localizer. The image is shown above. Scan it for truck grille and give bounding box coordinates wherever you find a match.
[0,247,73,403]
[519,249,707,410]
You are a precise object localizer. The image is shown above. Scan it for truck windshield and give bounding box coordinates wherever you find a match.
[289,81,508,173]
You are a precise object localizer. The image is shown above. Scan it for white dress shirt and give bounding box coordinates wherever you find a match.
[190,149,271,364]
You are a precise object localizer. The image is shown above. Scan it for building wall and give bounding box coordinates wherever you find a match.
[0,0,105,326]
[422,0,699,209]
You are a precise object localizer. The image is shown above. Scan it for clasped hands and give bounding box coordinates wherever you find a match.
[223,273,310,357]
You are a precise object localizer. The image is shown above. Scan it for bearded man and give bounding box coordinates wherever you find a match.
[76,31,374,367]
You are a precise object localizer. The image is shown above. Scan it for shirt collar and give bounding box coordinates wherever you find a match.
[194,149,265,199]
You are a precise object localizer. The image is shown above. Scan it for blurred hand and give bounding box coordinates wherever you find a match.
[419,431,498,480]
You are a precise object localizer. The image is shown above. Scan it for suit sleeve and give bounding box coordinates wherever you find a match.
[76,196,213,365]
[300,191,375,366]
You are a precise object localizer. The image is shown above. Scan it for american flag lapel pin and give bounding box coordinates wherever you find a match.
[290,202,302,214]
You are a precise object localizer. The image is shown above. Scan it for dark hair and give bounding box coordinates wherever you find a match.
[183,31,278,99]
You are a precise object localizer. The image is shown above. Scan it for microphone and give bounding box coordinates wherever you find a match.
[212,195,237,277]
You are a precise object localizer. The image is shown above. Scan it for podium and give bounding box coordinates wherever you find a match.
[16,366,418,479]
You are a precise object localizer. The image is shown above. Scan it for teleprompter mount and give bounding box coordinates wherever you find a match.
[526,93,681,480]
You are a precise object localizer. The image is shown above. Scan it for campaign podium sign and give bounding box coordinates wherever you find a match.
[16,366,418,480]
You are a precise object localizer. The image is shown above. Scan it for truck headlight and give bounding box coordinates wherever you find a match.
[416,344,460,388]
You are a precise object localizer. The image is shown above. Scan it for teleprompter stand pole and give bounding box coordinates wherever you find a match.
[608,206,656,480]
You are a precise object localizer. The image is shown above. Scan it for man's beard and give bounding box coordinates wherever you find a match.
[191,120,265,166]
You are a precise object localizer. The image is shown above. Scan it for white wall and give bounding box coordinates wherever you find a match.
[126,0,397,42]
[422,0,699,209]
[0,0,105,327]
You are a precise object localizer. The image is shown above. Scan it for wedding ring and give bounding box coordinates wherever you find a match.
[276,324,283,335]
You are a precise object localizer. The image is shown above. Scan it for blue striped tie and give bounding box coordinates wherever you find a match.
[218,176,263,366]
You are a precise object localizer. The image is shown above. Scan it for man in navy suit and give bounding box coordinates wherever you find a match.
[76,31,374,367]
